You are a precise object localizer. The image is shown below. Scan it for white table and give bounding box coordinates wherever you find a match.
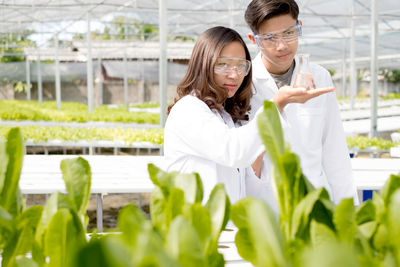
[20,156,400,231]
[351,158,400,190]
[342,116,400,136]
[390,146,400,158]
[20,155,163,232]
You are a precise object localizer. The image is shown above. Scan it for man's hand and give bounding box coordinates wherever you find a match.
[273,86,335,112]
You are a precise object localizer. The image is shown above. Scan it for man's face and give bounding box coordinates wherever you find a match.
[249,14,299,75]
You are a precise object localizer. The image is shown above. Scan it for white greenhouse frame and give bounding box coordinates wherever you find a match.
[1,0,400,135]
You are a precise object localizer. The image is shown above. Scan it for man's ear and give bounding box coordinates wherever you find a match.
[248,33,256,45]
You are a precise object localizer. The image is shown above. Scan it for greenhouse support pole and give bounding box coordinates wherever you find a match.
[37,52,43,104]
[229,0,234,28]
[341,40,347,98]
[383,78,388,95]
[350,0,356,110]
[124,19,128,40]
[139,58,145,102]
[97,57,103,106]
[159,0,167,128]
[370,0,378,138]
[26,56,31,100]
[123,51,129,109]
[87,12,94,113]
[96,194,103,232]
[55,35,61,109]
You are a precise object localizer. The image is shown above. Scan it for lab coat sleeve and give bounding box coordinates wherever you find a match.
[249,82,289,130]
[166,96,265,168]
[273,99,290,131]
[320,72,358,204]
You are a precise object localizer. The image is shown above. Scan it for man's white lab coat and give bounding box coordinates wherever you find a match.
[249,53,358,205]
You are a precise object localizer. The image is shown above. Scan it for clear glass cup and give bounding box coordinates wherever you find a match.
[293,54,316,90]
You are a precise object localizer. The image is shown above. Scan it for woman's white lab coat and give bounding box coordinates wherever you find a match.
[249,53,358,205]
[164,94,266,204]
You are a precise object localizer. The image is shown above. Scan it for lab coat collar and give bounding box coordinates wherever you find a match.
[252,52,272,80]
[290,55,299,86]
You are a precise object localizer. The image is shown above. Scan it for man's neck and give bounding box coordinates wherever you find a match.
[269,61,296,90]
[261,54,293,75]
[267,63,293,75]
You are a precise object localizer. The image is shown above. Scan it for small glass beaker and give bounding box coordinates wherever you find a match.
[293,54,316,90]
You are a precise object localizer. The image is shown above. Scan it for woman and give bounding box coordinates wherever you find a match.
[164,26,267,204]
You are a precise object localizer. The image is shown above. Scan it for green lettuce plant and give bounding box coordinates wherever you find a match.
[73,165,231,267]
[0,128,91,267]
[231,100,400,267]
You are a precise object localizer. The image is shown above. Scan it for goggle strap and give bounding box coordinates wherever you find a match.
[253,32,261,47]
[297,20,302,37]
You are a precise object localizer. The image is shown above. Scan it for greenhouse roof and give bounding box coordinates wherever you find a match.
[1,0,400,70]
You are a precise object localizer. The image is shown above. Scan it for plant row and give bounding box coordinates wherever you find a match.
[0,126,164,145]
[130,102,160,108]
[337,92,400,101]
[382,92,400,100]
[1,124,398,151]
[347,135,399,150]
[0,100,159,124]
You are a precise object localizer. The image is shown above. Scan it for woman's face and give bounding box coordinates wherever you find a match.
[213,41,248,98]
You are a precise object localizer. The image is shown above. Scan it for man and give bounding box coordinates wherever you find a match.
[244,0,358,205]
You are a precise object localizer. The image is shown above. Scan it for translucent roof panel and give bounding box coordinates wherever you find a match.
[297,0,400,68]
[1,0,400,69]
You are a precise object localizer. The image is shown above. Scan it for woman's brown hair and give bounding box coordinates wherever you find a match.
[167,26,253,122]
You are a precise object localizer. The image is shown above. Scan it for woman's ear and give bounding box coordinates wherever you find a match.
[248,33,257,45]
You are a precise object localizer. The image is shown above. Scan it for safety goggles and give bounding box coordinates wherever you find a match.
[254,21,302,48]
[214,57,251,76]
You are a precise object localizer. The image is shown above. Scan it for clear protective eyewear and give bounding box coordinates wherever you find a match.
[214,57,251,76]
[254,21,302,48]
